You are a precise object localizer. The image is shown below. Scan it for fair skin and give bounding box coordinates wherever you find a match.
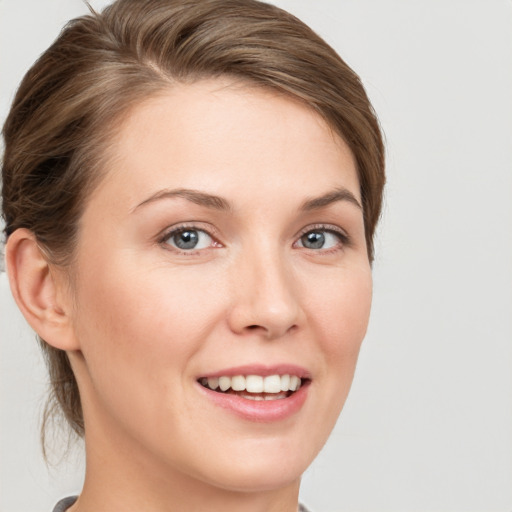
[7,79,372,512]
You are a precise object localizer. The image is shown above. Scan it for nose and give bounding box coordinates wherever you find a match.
[227,246,303,340]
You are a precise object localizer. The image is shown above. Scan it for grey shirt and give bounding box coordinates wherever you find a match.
[52,496,78,512]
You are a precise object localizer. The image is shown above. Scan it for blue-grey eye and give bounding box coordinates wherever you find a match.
[166,229,213,250]
[299,230,340,250]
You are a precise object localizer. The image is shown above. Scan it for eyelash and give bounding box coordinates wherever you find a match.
[158,223,350,255]
[294,224,350,253]
[158,223,220,255]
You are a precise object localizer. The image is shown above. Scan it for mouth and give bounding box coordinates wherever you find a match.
[198,374,309,401]
[196,367,311,421]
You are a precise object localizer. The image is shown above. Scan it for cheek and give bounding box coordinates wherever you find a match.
[68,261,225,446]
[310,263,372,357]
[310,264,372,407]
[71,258,225,381]
[288,263,372,461]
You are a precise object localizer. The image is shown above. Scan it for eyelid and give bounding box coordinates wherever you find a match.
[294,223,351,248]
[158,222,222,253]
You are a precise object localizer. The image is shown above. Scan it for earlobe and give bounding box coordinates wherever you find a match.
[5,228,79,351]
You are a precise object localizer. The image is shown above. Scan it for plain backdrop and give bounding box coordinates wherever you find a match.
[1,1,511,511]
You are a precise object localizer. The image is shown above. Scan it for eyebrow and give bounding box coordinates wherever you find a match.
[300,187,362,211]
[132,186,361,213]
[132,188,231,212]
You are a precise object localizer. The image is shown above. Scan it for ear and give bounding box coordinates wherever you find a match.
[5,228,80,351]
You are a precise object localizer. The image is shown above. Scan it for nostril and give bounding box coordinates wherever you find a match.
[244,323,298,339]
[245,325,271,334]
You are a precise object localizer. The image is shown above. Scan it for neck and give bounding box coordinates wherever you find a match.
[70,418,301,512]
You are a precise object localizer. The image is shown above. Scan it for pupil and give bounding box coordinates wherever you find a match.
[303,231,325,249]
[174,230,198,249]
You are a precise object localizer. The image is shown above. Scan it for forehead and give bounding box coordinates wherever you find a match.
[91,78,360,214]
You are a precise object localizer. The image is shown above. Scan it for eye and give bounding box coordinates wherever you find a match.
[296,227,347,250]
[163,228,215,251]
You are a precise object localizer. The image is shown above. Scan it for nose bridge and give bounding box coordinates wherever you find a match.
[229,238,301,339]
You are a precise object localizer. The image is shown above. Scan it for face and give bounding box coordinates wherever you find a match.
[66,79,372,493]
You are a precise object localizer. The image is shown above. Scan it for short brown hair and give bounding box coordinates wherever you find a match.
[1,0,385,449]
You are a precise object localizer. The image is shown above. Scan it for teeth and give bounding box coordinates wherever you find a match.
[207,377,219,390]
[265,392,288,400]
[290,375,300,391]
[201,374,303,394]
[280,374,290,392]
[263,375,281,393]
[231,375,245,391]
[218,376,231,391]
[246,375,263,393]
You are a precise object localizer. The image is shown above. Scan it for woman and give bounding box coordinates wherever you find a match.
[2,0,385,511]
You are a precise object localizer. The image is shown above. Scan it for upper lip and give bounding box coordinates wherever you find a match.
[197,364,311,380]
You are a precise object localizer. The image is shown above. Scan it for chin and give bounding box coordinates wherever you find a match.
[200,458,306,494]
[184,432,319,493]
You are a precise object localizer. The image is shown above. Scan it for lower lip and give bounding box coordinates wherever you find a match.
[198,382,310,422]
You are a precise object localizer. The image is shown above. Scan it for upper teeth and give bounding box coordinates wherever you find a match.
[201,374,301,393]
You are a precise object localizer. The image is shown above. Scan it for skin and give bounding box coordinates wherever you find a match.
[7,79,372,512]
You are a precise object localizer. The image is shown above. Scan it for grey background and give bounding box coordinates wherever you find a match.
[1,1,511,511]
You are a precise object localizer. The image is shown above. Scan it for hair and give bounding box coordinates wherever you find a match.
[1,0,385,453]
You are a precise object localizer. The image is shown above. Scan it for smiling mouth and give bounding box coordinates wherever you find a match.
[198,374,307,401]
